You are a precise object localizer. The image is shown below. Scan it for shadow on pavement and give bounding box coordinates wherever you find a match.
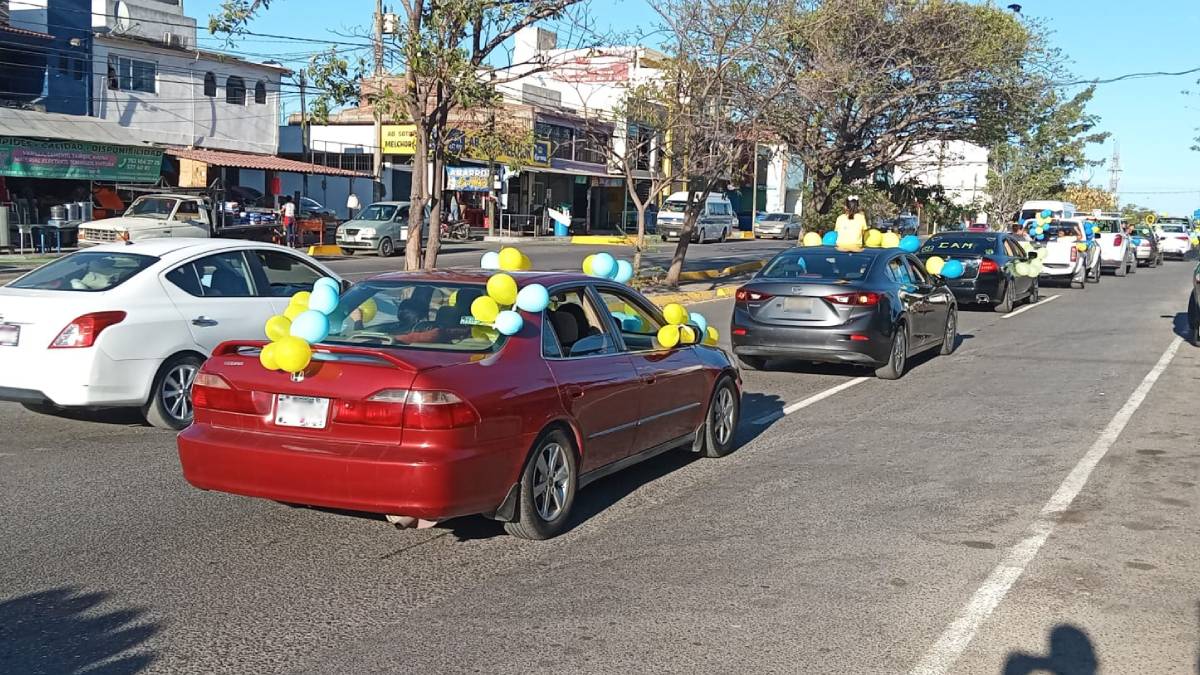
[21,405,148,428]
[1168,312,1192,341]
[0,586,158,674]
[1002,624,1098,675]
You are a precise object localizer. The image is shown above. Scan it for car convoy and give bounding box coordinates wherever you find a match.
[1,207,1195,539]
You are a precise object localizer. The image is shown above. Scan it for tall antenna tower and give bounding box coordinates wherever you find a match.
[1107,142,1122,203]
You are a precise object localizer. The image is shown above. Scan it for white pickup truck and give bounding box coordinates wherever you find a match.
[78,193,278,246]
[1090,214,1136,277]
[1038,219,1102,288]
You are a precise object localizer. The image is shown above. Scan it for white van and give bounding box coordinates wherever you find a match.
[1019,200,1076,223]
[657,192,735,244]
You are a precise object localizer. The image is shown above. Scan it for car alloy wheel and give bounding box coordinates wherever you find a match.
[378,237,394,257]
[145,354,203,430]
[532,442,570,521]
[939,307,957,355]
[698,377,740,458]
[875,323,907,380]
[1029,280,1040,304]
[505,429,578,540]
[994,280,1015,313]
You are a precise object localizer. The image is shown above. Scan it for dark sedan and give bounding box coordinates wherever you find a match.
[917,232,1038,312]
[730,247,957,379]
[1188,261,1200,346]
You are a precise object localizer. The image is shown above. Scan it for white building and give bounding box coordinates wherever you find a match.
[892,140,989,210]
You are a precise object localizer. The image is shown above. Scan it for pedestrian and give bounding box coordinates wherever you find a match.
[834,195,868,250]
[280,197,297,247]
[1011,222,1030,241]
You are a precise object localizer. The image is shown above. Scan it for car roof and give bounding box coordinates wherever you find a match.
[133,193,204,200]
[84,238,299,263]
[930,231,999,238]
[365,201,411,206]
[364,269,602,288]
[775,246,897,257]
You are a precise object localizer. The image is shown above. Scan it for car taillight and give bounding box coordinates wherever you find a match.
[1176,235,1189,241]
[48,311,126,348]
[978,259,999,274]
[404,390,479,430]
[735,287,773,302]
[192,373,267,414]
[333,389,408,426]
[1070,247,1078,262]
[826,292,880,306]
[1113,234,1123,247]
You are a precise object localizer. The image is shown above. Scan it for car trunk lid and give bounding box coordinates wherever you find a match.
[738,281,875,327]
[0,289,112,355]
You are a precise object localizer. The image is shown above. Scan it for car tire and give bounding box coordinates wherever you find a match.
[737,355,767,371]
[343,249,355,256]
[939,306,957,356]
[378,237,395,258]
[1127,255,1135,274]
[1088,262,1101,283]
[1189,295,1200,347]
[993,280,1015,313]
[697,376,740,458]
[504,428,578,540]
[875,322,908,380]
[143,353,202,430]
[1071,267,1085,289]
[720,229,728,243]
[1028,280,1040,304]
[1115,257,1127,276]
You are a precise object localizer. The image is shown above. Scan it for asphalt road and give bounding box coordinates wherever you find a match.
[1,259,1198,674]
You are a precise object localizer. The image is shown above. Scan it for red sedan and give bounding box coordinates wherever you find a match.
[177,271,742,539]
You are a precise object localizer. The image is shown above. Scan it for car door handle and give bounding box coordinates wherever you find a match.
[191,316,218,327]
[641,374,657,385]
[564,384,584,399]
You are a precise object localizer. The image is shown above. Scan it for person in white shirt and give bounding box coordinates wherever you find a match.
[280,198,297,247]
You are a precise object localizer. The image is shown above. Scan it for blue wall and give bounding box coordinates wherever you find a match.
[44,0,92,115]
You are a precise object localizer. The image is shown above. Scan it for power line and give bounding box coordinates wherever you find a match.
[1056,65,1200,87]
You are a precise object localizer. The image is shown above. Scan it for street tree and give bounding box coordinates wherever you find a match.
[1062,184,1116,213]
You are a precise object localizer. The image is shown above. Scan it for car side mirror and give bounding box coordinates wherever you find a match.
[339,278,353,294]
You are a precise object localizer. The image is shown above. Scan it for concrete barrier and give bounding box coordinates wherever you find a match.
[307,244,345,257]
[570,235,636,246]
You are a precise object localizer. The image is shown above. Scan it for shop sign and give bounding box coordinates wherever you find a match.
[0,136,162,182]
[447,166,491,192]
[381,124,418,155]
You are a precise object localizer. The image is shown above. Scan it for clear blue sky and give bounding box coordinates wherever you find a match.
[189,0,1200,216]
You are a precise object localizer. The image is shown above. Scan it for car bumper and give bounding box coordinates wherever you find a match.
[754,230,785,239]
[177,424,536,520]
[1160,241,1191,256]
[730,310,892,365]
[0,347,160,407]
[336,237,380,250]
[944,276,1004,304]
[1039,263,1080,278]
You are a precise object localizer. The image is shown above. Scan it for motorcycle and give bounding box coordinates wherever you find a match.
[440,220,472,242]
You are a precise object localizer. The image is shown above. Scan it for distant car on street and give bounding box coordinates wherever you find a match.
[335,201,430,257]
[1157,222,1194,260]
[917,232,1039,312]
[1089,215,1136,276]
[730,246,958,379]
[0,239,341,429]
[1038,219,1101,288]
[657,192,735,244]
[1132,224,1164,267]
[178,271,742,540]
[753,212,802,240]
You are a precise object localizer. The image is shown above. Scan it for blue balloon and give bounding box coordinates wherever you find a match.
[689,312,708,334]
[899,235,921,253]
[1041,209,1052,218]
[590,252,617,278]
[940,259,964,279]
[621,316,642,331]
[822,231,838,246]
[494,310,524,336]
[290,310,330,343]
[613,259,634,284]
[309,285,339,315]
[515,283,550,313]
[481,251,500,270]
[313,277,340,296]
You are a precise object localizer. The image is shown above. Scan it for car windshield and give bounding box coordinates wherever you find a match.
[359,204,398,221]
[1161,224,1187,233]
[1134,226,1155,237]
[920,236,996,254]
[762,213,789,222]
[8,251,158,292]
[326,281,504,352]
[1158,218,1189,226]
[126,197,179,219]
[759,252,874,281]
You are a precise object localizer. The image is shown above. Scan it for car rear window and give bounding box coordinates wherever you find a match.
[1161,224,1187,233]
[759,252,874,281]
[920,236,996,254]
[8,251,158,291]
[326,281,504,353]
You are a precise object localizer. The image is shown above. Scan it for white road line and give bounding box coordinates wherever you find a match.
[910,335,1184,675]
[751,377,870,425]
[1001,294,1060,319]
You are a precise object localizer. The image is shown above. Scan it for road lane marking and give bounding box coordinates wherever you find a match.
[910,335,1184,675]
[751,377,870,425]
[1000,294,1060,319]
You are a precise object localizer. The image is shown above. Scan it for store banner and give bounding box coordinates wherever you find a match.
[381,124,418,155]
[0,137,162,182]
[446,166,491,192]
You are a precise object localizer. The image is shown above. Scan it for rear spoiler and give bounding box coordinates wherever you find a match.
[212,340,418,372]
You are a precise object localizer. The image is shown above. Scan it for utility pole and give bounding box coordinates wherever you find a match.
[298,68,309,201]
[372,0,385,202]
[1108,141,1122,209]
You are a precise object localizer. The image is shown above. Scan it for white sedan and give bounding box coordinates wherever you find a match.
[0,239,341,429]
[1157,224,1194,259]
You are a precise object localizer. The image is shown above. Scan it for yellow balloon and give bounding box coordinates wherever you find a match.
[802,231,822,247]
[1075,242,1087,252]
[582,254,596,275]
[657,324,680,348]
[881,232,900,248]
[471,295,500,323]
[662,303,689,325]
[471,325,499,341]
[1092,225,1100,234]
[1191,237,1199,247]
[519,254,533,271]
[259,342,280,371]
[498,247,523,271]
[925,255,945,275]
[704,325,719,345]
[865,229,883,248]
[264,315,291,341]
[358,298,378,323]
[283,303,306,320]
[486,273,519,306]
[679,325,697,344]
[289,291,311,309]
[448,290,458,307]
[273,336,313,374]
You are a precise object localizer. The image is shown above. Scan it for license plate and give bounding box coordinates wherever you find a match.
[783,297,813,314]
[0,324,18,347]
[274,395,329,429]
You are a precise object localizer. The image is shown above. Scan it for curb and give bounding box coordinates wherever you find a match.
[644,284,738,306]
[307,244,345,257]
[677,259,764,281]
[570,235,635,246]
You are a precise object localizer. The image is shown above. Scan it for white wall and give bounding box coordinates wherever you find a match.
[93,37,283,155]
[894,140,989,207]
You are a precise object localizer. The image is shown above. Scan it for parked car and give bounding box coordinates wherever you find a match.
[878,214,920,236]
[1132,224,1164,267]
[336,201,430,257]
[1188,260,1200,346]
[0,239,342,429]
[917,232,1039,312]
[1090,215,1136,276]
[298,197,336,220]
[78,194,213,246]
[729,247,957,379]
[177,272,742,539]
[1157,222,1194,260]
[753,213,802,240]
[657,192,735,244]
[1038,220,1101,288]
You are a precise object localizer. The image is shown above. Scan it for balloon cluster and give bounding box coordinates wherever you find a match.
[1014,250,1045,278]
[1027,209,1054,241]
[261,278,354,374]
[805,230,921,253]
[656,303,719,348]
[582,252,635,284]
[471,248,550,337]
[922,256,965,279]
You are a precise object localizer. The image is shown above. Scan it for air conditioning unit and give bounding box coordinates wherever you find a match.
[162,31,183,48]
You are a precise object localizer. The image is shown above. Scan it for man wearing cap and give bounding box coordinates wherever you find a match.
[835,196,868,250]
